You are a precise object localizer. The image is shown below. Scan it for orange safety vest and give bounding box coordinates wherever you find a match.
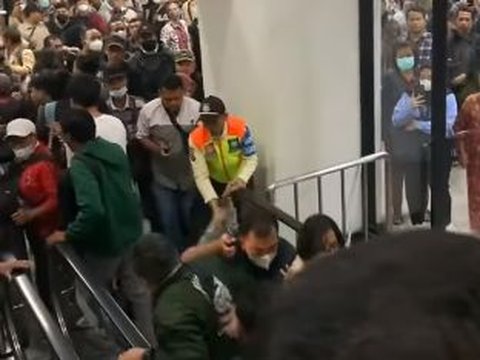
[190,115,248,184]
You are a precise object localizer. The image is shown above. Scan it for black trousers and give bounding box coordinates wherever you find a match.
[29,232,52,309]
[391,157,406,219]
[403,141,452,227]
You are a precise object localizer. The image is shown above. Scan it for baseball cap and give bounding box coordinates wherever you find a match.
[105,35,127,51]
[199,96,226,119]
[5,118,36,139]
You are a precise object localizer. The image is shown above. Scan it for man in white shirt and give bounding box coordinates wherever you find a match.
[67,73,127,152]
[137,74,199,250]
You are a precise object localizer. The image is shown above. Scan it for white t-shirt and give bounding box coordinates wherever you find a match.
[94,114,127,152]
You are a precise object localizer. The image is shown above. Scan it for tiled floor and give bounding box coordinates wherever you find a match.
[394,165,471,234]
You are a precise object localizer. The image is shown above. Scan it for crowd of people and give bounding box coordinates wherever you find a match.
[3,0,480,359]
[382,0,480,233]
[0,0,349,359]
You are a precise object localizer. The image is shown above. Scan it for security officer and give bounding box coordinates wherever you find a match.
[188,96,258,221]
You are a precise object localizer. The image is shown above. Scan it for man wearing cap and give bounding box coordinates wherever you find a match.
[18,3,50,51]
[175,49,203,100]
[105,34,129,66]
[5,118,59,306]
[189,96,258,220]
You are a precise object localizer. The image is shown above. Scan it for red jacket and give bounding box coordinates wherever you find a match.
[18,144,59,239]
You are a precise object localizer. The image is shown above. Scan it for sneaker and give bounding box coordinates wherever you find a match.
[446,223,458,233]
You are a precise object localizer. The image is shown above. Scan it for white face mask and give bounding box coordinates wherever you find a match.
[114,30,128,39]
[420,79,432,92]
[109,86,127,98]
[248,252,276,270]
[88,39,103,52]
[77,3,91,13]
[14,144,35,162]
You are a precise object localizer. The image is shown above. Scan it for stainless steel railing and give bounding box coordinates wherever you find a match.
[267,152,393,241]
[0,272,81,360]
[51,243,152,350]
[11,274,80,360]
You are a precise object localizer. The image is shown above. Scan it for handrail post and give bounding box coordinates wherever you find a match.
[293,183,300,220]
[384,156,393,233]
[340,170,347,235]
[317,177,323,214]
[362,164,369,241]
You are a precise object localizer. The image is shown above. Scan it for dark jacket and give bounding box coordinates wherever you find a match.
[145,266,235,360]
[60,17,87,48]
[193,238,296,333]
[128,48,175,101]
[381,70,405,145]
[0,96,22,125]
[65,138,142,256]
[447,30,480,105]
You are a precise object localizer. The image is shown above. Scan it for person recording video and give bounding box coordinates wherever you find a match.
[392,63,457,228]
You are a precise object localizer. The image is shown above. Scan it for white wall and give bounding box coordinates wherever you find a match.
[198,0,363,235]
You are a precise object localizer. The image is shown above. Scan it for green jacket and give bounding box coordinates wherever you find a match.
[147,267,235,360]
[66,138,142,256]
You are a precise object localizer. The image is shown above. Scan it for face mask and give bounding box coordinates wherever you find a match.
[141,39,158,53]
[56,14,69,24]
[420,79,432,92]
[13,144,35,162]
[77,3,91,13]
[396,56,415,72]
[109,86,127,98]
[248,252,276,270]
[114,30,128,39]
[38,0,50,9]
[88,39,104,52]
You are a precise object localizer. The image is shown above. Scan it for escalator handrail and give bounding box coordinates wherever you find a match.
[234,189,303,232]
[54,243,152,349]
[11,273,80,360]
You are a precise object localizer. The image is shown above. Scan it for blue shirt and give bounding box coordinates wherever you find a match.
[392,92,458,138]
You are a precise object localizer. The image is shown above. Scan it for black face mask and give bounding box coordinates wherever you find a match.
[56,14,69,24]
[141,39,158,53]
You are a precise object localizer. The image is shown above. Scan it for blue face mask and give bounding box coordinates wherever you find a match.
[396,56,415,72]
[38,0,50,9]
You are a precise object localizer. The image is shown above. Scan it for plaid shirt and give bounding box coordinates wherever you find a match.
[414,31,433,66]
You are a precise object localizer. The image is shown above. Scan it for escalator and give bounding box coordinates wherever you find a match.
[0,188,299,360]
[0,243,151,360]
[1,272,80,360]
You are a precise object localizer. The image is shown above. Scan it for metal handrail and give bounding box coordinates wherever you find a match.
[268,152,389,192]
[267,152,392,241]
[10,274,80,360]
[53,243,151,350]
[234,189,303,232]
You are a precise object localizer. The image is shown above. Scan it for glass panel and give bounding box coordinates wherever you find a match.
[380,0,470,232]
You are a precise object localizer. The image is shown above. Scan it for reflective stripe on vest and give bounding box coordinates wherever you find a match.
[190,116,247,184]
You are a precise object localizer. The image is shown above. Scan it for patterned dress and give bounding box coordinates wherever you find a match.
[455,93,480,231]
